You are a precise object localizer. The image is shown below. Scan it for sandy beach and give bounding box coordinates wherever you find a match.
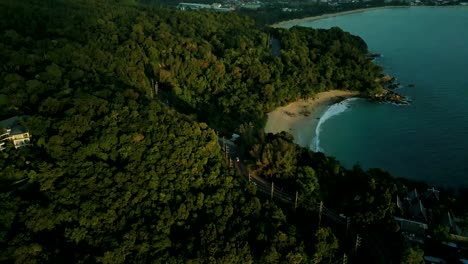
[264,90,359,148]
[271,6,406,28]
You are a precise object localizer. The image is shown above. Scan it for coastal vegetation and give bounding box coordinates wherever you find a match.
[142,0,410,26]
[0,0,466,263]
[238,1,410,26]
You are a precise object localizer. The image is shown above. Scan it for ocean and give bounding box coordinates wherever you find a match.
[289,7,468,188]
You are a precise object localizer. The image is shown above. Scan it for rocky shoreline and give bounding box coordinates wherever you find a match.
[370,74,411,105]
[367,88,410,105]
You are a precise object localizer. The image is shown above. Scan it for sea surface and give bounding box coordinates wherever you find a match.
[290,7,468,188]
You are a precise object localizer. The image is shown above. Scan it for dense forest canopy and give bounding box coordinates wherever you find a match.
[0,0,383,134]
[1,0,464,263]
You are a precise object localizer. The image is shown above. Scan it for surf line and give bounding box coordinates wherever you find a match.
[312,98,359,152]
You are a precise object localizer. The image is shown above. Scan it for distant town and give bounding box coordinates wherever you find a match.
[170,0,468,25]
[175,0,468,12]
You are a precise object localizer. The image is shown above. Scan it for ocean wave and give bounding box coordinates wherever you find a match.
[311,98,359,152]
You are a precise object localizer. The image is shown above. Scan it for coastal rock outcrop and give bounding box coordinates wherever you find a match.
[369,89,410,105]
[376,74,401,89]
[371,74,409,104]
[367,74,410,105]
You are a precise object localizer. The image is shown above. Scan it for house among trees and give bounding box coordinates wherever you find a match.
[396,187,442,223]
[0,116,31,151]
[394,186,447,242]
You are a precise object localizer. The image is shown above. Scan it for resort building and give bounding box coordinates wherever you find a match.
[0,116,31,151]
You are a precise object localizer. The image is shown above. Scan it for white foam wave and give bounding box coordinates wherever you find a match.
[311,98,358,152]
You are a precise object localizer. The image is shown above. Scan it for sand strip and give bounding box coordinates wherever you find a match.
[271,6,407,28]
[264,90,359,148]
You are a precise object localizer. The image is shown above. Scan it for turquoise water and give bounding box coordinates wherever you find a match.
[294,7,468,187]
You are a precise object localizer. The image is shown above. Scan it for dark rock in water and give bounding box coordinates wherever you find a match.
[408,84,415,88]
[368,89,409,105]
[387,83,401,89]
[367,53,382,60]
[372,73,409,104]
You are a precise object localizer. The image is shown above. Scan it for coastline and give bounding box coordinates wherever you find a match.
[271,6,407,28]
[264,90,359,148]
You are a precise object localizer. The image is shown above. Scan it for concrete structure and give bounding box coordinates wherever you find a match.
[0,116,31,151]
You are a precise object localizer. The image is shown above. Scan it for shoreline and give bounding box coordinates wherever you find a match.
[264,90,359,149]
[271,6,407,28]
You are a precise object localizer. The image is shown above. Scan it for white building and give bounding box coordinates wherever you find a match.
[0,116,31,151]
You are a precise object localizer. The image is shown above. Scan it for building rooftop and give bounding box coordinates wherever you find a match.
[395,216,428,236]
[0,116,20,128]
[408,188,419,201]
[9,125,28,135]
[409,199,427,221]
[0,116,31,150]
[0,116,28,135]
[397,195,403,210]
[424,187,440,201]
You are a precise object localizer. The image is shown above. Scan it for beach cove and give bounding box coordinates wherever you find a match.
[264,90,359,149]
[270,6,406,28]
[266,6,468,187]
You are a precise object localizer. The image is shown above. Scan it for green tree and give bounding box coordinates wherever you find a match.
[401,247,424,264]
[312,227,339,264]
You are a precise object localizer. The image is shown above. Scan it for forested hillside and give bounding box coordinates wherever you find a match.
[0,0,383,133]
[0,0,415,263]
